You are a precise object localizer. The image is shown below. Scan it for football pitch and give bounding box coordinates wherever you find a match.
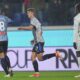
[0,71,80,80]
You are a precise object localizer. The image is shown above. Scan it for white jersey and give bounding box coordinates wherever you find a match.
[30,17,44,43]
[74,13,80,51]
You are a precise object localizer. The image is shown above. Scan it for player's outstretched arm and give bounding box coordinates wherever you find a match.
[18,25,33,30]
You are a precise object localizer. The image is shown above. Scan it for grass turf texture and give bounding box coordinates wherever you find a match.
[0,71,80,80]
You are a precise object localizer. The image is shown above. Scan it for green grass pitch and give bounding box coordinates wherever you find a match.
[0,71,80,80]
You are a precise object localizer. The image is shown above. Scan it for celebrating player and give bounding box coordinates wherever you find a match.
[73,3,80,78]
[0,9,13,77]
[18,8,62,77]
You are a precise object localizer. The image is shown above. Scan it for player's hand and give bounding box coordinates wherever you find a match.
[18,27,24,30]
[73,42,77,49]
[31,40,35,45]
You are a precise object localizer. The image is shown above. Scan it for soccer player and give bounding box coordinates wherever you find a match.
[73,3,80,78]
[18,8,62,77]
[0,9,13,77]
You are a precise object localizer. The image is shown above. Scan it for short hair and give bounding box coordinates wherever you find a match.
[0,8,5,15]
[75,3,80,13]
[27,8,35,13]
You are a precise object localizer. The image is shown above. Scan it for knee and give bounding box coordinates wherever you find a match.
[0,52,5,59]
[31,56,36,62]
[37,57,43,61]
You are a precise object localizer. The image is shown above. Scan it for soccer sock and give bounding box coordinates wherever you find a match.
[5,55,11,68]
[42,54,56,61]
[78,57,80,67]
[76,51,80,67]
[1,58,9,74]
[32,60,39,72]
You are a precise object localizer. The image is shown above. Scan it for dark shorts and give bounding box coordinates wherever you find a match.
[0,41,8,54]
[32,42,44,54]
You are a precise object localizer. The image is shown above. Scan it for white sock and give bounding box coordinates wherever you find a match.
[78,57,80,67]
[9,68,12,72]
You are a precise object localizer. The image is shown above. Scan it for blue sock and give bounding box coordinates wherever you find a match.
[42,54,56,61]
[32,60,39,72]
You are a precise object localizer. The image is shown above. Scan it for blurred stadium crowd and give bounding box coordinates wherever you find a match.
[0,0,80,26]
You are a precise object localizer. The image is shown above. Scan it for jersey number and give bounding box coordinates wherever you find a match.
[0,21,5,31]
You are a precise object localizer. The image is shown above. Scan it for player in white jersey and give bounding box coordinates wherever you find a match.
[73,3,80,78]
[18,8,62,77]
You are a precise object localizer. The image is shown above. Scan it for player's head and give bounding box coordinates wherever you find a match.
[75,3,80,14]
[0,8,5,15]
[27,8,35,18]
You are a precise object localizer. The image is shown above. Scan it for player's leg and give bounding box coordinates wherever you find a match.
[0,41,13,77]
[74,51,80,78]
[0,48,10,76]
[37,51,62,61]
[36,42,62,61]
[31,52,38,72]
[3,41,13,77]
[30,52,40,77]
[74,43,80,78]
[30,43,40,77]
[4,41,11,69]
[76,51,80,66]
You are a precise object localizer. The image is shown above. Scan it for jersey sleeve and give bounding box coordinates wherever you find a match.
[31,18,41,29]
[73,18,79,43]
[5,16,12,23]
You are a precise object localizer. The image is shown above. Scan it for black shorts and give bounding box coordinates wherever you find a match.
[0,41,8,54]
[32,42,44,54]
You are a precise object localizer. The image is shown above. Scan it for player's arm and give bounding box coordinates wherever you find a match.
[5,16,13,23]
[18,25,33,30]
[73,18,78,49]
